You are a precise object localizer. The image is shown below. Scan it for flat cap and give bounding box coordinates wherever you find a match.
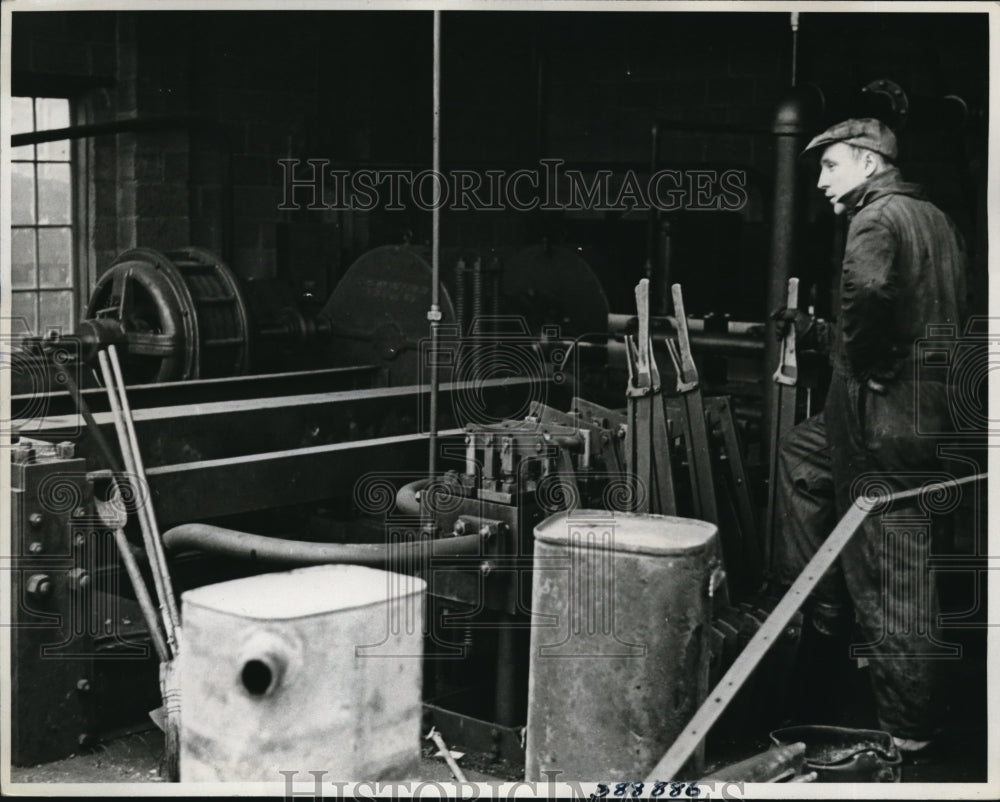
[801,118,898,161]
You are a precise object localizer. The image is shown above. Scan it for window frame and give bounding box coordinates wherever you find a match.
[10,94,91,338]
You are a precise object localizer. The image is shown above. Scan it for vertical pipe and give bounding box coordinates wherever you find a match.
[494,612,518,726]
[790,13,800,88]
[762,93,812,484]
[647,123,660,288]
[427,10,442,507]
[658,220,672,316]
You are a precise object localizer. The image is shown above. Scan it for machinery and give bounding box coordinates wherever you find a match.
[10,78,984,777]
[10,236,797,769]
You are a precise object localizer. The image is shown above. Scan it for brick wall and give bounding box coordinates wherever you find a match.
[9,9,988,319]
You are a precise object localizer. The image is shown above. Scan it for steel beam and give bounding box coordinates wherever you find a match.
[145,430,465,528]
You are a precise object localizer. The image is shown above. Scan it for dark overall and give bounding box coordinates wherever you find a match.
[772,168,967,740]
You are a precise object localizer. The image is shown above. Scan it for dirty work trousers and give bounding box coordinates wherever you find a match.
[772,369,956,740]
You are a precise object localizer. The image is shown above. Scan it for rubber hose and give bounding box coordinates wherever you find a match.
[162,523,482,567]
[395,478,430,517]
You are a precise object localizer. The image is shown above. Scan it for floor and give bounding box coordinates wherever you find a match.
[8,727,513,785]
[9,623,988,786]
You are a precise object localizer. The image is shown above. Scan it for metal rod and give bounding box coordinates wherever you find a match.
[426,9,442,504]
[98,351,178,657]
[60,360,169,660]
[57,362,123,474]
[645,471,987,781]
[110,525,170,663]
[107,345,182,636]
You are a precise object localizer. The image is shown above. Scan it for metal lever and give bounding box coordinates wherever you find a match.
[773,277,799,386]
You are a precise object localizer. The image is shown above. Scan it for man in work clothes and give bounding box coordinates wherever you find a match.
[772,118,967,752]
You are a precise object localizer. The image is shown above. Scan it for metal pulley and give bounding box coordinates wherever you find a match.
[84,247,251,384]
[502,243,610,337]
[321,245,457,386]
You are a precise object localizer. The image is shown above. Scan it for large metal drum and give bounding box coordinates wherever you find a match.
[180,564,426,781]
[525,511,718,781]
[86,246,251,384]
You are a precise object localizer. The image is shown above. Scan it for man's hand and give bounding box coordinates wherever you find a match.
[769,307,815,342]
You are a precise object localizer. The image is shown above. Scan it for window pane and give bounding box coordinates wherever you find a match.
[36,98,70,160]
[39,290,75,335]
[38,228,72,288]
[11,292,38,336]
[37,162,71,224]
[11,96,35,160]
[11,228,37,289]
[12,162,36,225]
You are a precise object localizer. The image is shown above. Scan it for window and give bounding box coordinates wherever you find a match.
[11,96,76,337]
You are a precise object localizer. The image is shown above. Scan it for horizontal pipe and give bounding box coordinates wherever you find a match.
[10,115,216,146]
[607,313,761,336]
[162,523,484,568]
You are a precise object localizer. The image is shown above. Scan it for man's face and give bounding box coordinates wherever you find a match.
[817,142,870,214]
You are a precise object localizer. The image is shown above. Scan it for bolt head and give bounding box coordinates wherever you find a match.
[454,520,467,536]
[13,446,35,465]
[28,541,44,554]
[479,560,492,576]
[56,441,75,459]
[68,568,90,591]
[26,574,52,597]
[76,679,91,693]
[28,513,43,527]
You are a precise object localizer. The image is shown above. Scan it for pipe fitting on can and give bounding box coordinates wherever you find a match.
[237,631,300,699]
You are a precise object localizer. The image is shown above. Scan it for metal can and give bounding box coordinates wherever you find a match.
[180,564,426,781]
[525,510,718,782]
